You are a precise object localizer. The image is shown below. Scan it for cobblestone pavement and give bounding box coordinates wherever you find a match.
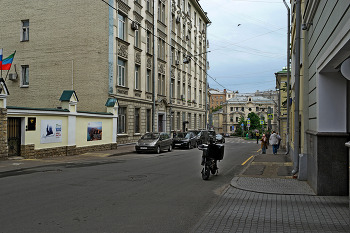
[190,186,349,233]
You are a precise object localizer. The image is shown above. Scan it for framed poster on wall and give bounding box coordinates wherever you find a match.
[40,120,62,144]
[87,122,102,141]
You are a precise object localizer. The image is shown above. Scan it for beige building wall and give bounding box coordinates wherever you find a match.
[1,0,110,112]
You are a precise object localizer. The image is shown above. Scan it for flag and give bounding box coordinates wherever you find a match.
[1,51,16,70]
[0,48,3,69]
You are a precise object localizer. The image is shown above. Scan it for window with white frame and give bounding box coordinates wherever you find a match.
[182,0,185,12]
[21,20,29,41]
[146,0,151,11]
[135,108,140,133]
[118,107,126,134]
[135,65,140,90]
[187,85,191,100]
[199,18,202,31]
[21,65,29,86]
[118,59,126,86]
[230,116,233,122]
[118,14,126,40]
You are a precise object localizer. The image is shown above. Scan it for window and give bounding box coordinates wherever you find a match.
[183,83,186,99]
[162,75,165,95]
[135,108,140,133]
[241,107,244,111]
[183,24,186,40]
[158,38,165,60]
[21,65,29,86]
[21,20,29,41]
[236,117,239,122]
[147,31,151,53]
[177,81,180,99]
[199,115,202,128]
[158,74,161,95]
[146,70,152,92]
[199,18,202,31]
[118,14,125,40]
[230,116,233,122]
[194,114,197,129]
[146,0,150,11]
[118,107,126,134]
[194,12,196,26]
[171,112,175,130]
[188,3,191,16]
[135,29,139,48]
[230,107,233,111]
[171,79,175,98]
[182,0,185,11]
[171,14,175,31]
[146,109,151,132]
[135,65,139,90]
[187,85,191,100]
[220,96,223,99]
[171,47,174,65]
[177,112,180,130]
[118,59,125,86]
[158,1,165,23]
[256,107,259,111]
[188,113,191,128]
[199,90,202,104]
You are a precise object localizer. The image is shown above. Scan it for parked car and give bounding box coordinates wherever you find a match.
[215,134,225,143]
[197,130,209,145]
[135,132,173,154]
[224,133,231,137]
[173,132,197,149]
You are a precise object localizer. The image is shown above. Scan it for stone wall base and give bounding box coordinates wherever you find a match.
[0,108,8,160]
[20,143,118,159]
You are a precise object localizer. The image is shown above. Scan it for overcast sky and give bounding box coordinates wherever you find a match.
[199,0,290,93]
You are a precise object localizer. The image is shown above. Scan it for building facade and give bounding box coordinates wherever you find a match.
[222,94,277,134]
[289,0,349,195]
[0,0,211,144]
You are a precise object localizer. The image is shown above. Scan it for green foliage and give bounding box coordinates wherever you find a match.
[211,105,222,113]
[247,112,261,130]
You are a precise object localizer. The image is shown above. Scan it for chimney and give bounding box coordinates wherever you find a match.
[224,89,226,94]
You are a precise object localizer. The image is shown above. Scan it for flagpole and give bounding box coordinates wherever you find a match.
[4,50,16,81]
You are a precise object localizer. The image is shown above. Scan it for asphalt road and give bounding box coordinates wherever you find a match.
[0,137,259,233]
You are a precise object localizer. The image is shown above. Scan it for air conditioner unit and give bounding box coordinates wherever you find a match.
[175,60,180,65]
[176,16,181,23]
[131,21,139,30]
[8,73,17,81]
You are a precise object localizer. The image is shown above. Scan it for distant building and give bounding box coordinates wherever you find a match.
[222,94,277,134]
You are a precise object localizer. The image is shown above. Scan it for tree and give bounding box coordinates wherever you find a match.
[247,112,261,130]
[211,105,222,113]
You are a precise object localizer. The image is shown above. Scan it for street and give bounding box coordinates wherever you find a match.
[0,137,257,233]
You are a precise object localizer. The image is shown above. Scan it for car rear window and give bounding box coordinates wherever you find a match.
[141,133,159,139]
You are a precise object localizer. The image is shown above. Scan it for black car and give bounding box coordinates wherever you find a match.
[173,132,197,149]
[215,134,225,143]
[197,130,209,145]
[135,132,173,154]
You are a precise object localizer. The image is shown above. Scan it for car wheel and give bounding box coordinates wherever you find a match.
[188,142,191,149]
[168,144,172,152]
[223,139,225,143]
[156,146,161,154]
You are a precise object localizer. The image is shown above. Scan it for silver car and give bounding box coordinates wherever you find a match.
[135,132,173,154]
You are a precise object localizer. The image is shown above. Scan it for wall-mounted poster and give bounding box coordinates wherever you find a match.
[41,120,62,144]
[87,122,102,141]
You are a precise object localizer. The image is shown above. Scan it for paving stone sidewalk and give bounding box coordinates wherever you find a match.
[190,186,349,233]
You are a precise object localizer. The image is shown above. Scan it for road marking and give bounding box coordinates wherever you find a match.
[257,149,261,152]
[241,155,254,165]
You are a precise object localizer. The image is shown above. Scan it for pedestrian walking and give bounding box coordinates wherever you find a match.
[256,131,260,144]
[269,131,279,154]
[260,134,268,154]
[266,132,270,145]
[276,132,281,149]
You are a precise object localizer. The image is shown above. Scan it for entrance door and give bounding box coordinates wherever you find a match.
[7,118,21,157]
[158,115,163,132]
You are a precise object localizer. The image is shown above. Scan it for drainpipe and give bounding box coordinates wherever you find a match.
[292,0,301,175]
[283,0,291,155]
[168,2,172,136]
[152,0,156,132]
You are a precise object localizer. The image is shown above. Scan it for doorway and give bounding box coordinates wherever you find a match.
[7,117,21,157]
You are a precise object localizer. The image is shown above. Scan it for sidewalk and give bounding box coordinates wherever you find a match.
[190,149,350,233]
